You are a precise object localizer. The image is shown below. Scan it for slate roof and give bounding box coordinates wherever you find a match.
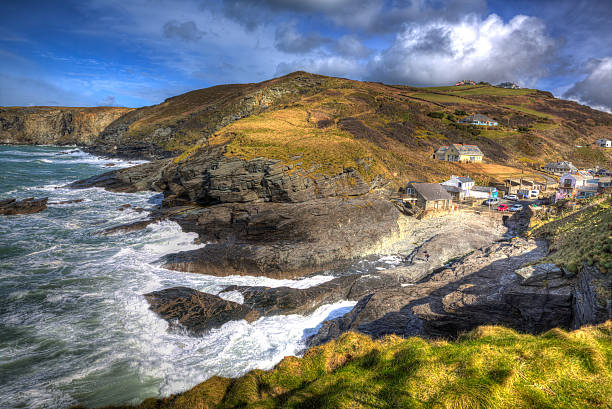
[452,144,483,155]
[435,145,449,153]
[442,185,461,193]
[457,176,474,183]
[411,183,452,201]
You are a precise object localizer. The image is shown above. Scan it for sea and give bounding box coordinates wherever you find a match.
[0,145,370,408]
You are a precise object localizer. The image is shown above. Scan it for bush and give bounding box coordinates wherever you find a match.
[427,111,445,119]
[446,114,455,122]
[455,110,467,116]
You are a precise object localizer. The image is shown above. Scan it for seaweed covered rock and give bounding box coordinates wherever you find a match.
[0,197,48,215]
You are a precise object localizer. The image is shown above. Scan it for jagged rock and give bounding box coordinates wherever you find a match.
[514,263,564,286]
[0,107,130,146]
[144,287,260,335]
[101,217,162,235]
[161,195,401,278]
[0,197,48,215]
[572,264,612,329]
[220,274,397,316]
[308,239,576,346]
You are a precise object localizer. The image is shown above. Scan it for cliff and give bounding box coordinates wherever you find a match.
[0,106,133,146]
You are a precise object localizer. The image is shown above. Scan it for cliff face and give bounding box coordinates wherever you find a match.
[0,106,133,146]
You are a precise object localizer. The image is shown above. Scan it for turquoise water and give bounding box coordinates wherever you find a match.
[0,145,357,408]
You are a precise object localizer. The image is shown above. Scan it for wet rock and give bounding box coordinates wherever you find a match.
[161,195,401,279]
[0,197,48,215]
[101,217,162,235]
[144,287,260,335]
[308,239,577,346]
[49,199,84,205]
[118,203,131,211]
[220,274,397,317]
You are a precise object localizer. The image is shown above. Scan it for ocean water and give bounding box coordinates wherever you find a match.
[0,145,361,409]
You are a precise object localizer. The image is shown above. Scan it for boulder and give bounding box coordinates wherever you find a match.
[0,197,48,215]
[144,287,260,335]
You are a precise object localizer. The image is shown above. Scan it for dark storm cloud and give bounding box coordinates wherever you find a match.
[274,22,330,53]
[564,58,612,113]
[218,0,486,33]
[163,20,205,42]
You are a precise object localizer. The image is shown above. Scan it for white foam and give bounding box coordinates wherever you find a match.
[1,146,358,409]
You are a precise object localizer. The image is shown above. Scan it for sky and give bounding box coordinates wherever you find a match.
[0,0,611,112]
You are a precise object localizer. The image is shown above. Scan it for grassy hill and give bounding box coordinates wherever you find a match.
[103,322,612,409]
[99,71,612,186]
[529,194,612,273]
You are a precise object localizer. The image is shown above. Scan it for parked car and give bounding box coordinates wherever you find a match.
[509,204,523,212]
[529,190,539,198]
[496,204,509,211]
[484,198,499,205]
[504,194,518,201]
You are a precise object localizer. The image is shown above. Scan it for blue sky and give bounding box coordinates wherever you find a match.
[1,0,611,112]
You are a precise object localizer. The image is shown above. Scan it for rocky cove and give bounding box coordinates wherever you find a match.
[67,146,610,355]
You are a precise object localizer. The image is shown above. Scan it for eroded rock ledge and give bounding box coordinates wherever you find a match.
[144,236,610,345]
[70,144,406,278]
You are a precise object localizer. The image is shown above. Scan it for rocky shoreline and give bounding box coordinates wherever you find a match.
[65,149,611,348]
[6,141,608,383]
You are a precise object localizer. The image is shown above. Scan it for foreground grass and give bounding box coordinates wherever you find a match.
[105,322,612,409]
[530,195,612,273]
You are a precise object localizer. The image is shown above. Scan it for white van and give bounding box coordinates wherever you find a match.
[529,190,539,198]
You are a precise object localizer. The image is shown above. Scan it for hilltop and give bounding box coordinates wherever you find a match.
[88,72,612,186]
[2,72,611,186]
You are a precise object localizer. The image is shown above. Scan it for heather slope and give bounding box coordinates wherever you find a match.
[117,72,612,185]
[99,322,612,409]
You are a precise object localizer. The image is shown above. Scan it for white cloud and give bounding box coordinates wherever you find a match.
[564,57,612,113]
[367,13,558,86]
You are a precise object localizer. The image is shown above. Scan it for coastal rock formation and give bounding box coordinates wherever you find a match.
[71,144,404,278]
[144,287,259,335]
[162,195,401,278]
[572,263,612,329]
[308,238,577,346]
[146,274,398,333]
[0,197,48,215]
[0,107,131,146]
